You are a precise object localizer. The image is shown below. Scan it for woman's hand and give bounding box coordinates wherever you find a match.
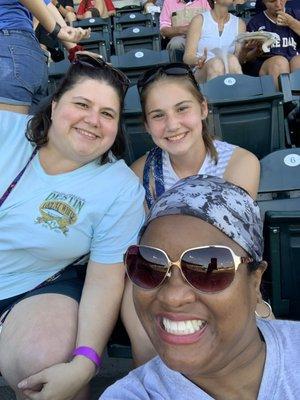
[196,48,207,69]
[240,39,263,63]
[58,26,91,43]
[276,11,294,27]
[18,358,95,400]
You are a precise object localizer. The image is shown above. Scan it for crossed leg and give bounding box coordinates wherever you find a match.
[0,294,88,400]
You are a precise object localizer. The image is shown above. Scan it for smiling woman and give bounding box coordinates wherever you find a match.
[101,175,300,400]
[0,52,145,400]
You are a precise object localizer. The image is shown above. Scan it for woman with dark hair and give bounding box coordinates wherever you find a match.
[183,0,245,82]
[0,52,145,400]
[121,63,263,366]
[102,175,299,400]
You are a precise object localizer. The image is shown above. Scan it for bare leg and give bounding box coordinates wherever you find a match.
[259,55,290,90]
[227,54,243,74]
[194,57,225,83]
[290,54,300,72]
[0,294,89,400]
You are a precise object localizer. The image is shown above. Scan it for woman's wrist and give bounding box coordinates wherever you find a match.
[71,354,98,381]
[72,346,102,377]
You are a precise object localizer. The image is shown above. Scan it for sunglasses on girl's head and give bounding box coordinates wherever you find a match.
[124,245,255,293]
[74,52,130,94]
[137,63,199,95]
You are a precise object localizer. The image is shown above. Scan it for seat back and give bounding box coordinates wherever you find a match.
[114,11,156,30]
[114,26,160,54]
[48,58,70,94]
[111,49,170,84]
[264,211,300,320]
[79,31,111,60]
[200,74,286,159]
[257,148,300,217]
[123,85,154,163]
[73,16,111,34]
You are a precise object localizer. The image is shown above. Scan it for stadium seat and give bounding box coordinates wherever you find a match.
[279,70,300,146]
[257,148,300,320]
[111,49,170,84]
[257,147,300,216]
[236,0,257,19]
[48,58,71,95]
[114,2,143,15]
[107,318,132,358]
[114,11,157,31]
[123,85,154,164]
[79,31,111,60]
[114,26,160,55]
[199,74,286,159]
[263,211,300,320]
[73,16,111,34]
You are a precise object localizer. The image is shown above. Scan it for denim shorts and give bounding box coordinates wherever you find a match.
[0,30,48,106]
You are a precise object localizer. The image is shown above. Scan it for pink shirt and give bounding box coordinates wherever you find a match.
[160,0,210,29]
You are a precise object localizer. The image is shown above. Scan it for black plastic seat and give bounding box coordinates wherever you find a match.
[79,31,111,60]
[48,58,70,94]
[73,16,111,33]
[257,148,300,320]
[123,85,154,164]
[200,74,286,159]
[114,25,160,55]
[114,11,157,31]
[279,70,300,146]
[257,148,300,216]
[263,211,300,320]
[111,49,170,84]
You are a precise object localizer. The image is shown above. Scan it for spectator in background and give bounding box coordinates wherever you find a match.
[51,0,77,25]
[184,0,245,82]
[255,0,300,13]
[242,0,300,88]
[160,0,210,61]
[76,0,116,19]
[0,0,90,114]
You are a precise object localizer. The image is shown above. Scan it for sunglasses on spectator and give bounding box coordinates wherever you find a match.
[137,63,198,94]
[74,51,130,94]
[124,245,255,293]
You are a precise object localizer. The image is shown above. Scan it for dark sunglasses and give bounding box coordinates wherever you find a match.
[124,245,254,293]
[74,52,130,94]
[137,63,198,94]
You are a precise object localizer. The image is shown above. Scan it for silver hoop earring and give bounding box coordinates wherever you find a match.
[255,300,272,319]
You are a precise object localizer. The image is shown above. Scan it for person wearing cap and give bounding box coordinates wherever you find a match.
[101,175,300,400]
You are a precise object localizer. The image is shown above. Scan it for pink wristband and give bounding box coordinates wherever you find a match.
[73,346,102,368]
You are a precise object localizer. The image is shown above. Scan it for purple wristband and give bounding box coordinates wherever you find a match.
[73,346,102,368]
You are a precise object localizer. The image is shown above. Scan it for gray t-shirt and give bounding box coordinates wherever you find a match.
[100,320,300,399]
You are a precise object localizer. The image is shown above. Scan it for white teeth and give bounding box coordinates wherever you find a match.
[167,133,186,142]
[76,128,97,139]
[162,317,205,335]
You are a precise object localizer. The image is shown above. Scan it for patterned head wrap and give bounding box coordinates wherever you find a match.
[140,175,263,261]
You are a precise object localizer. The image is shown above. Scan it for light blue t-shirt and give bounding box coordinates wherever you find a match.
[0,0,51,32]
[101,320,300,400]
[0,111,145,299]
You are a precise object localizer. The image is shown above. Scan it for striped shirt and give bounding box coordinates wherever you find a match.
[162,140,236,191]
[143,140,236,208]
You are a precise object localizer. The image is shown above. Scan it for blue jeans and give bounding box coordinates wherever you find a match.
[0,30,48,106]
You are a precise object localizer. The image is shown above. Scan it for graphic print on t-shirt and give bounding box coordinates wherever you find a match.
[35,191,85,235]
